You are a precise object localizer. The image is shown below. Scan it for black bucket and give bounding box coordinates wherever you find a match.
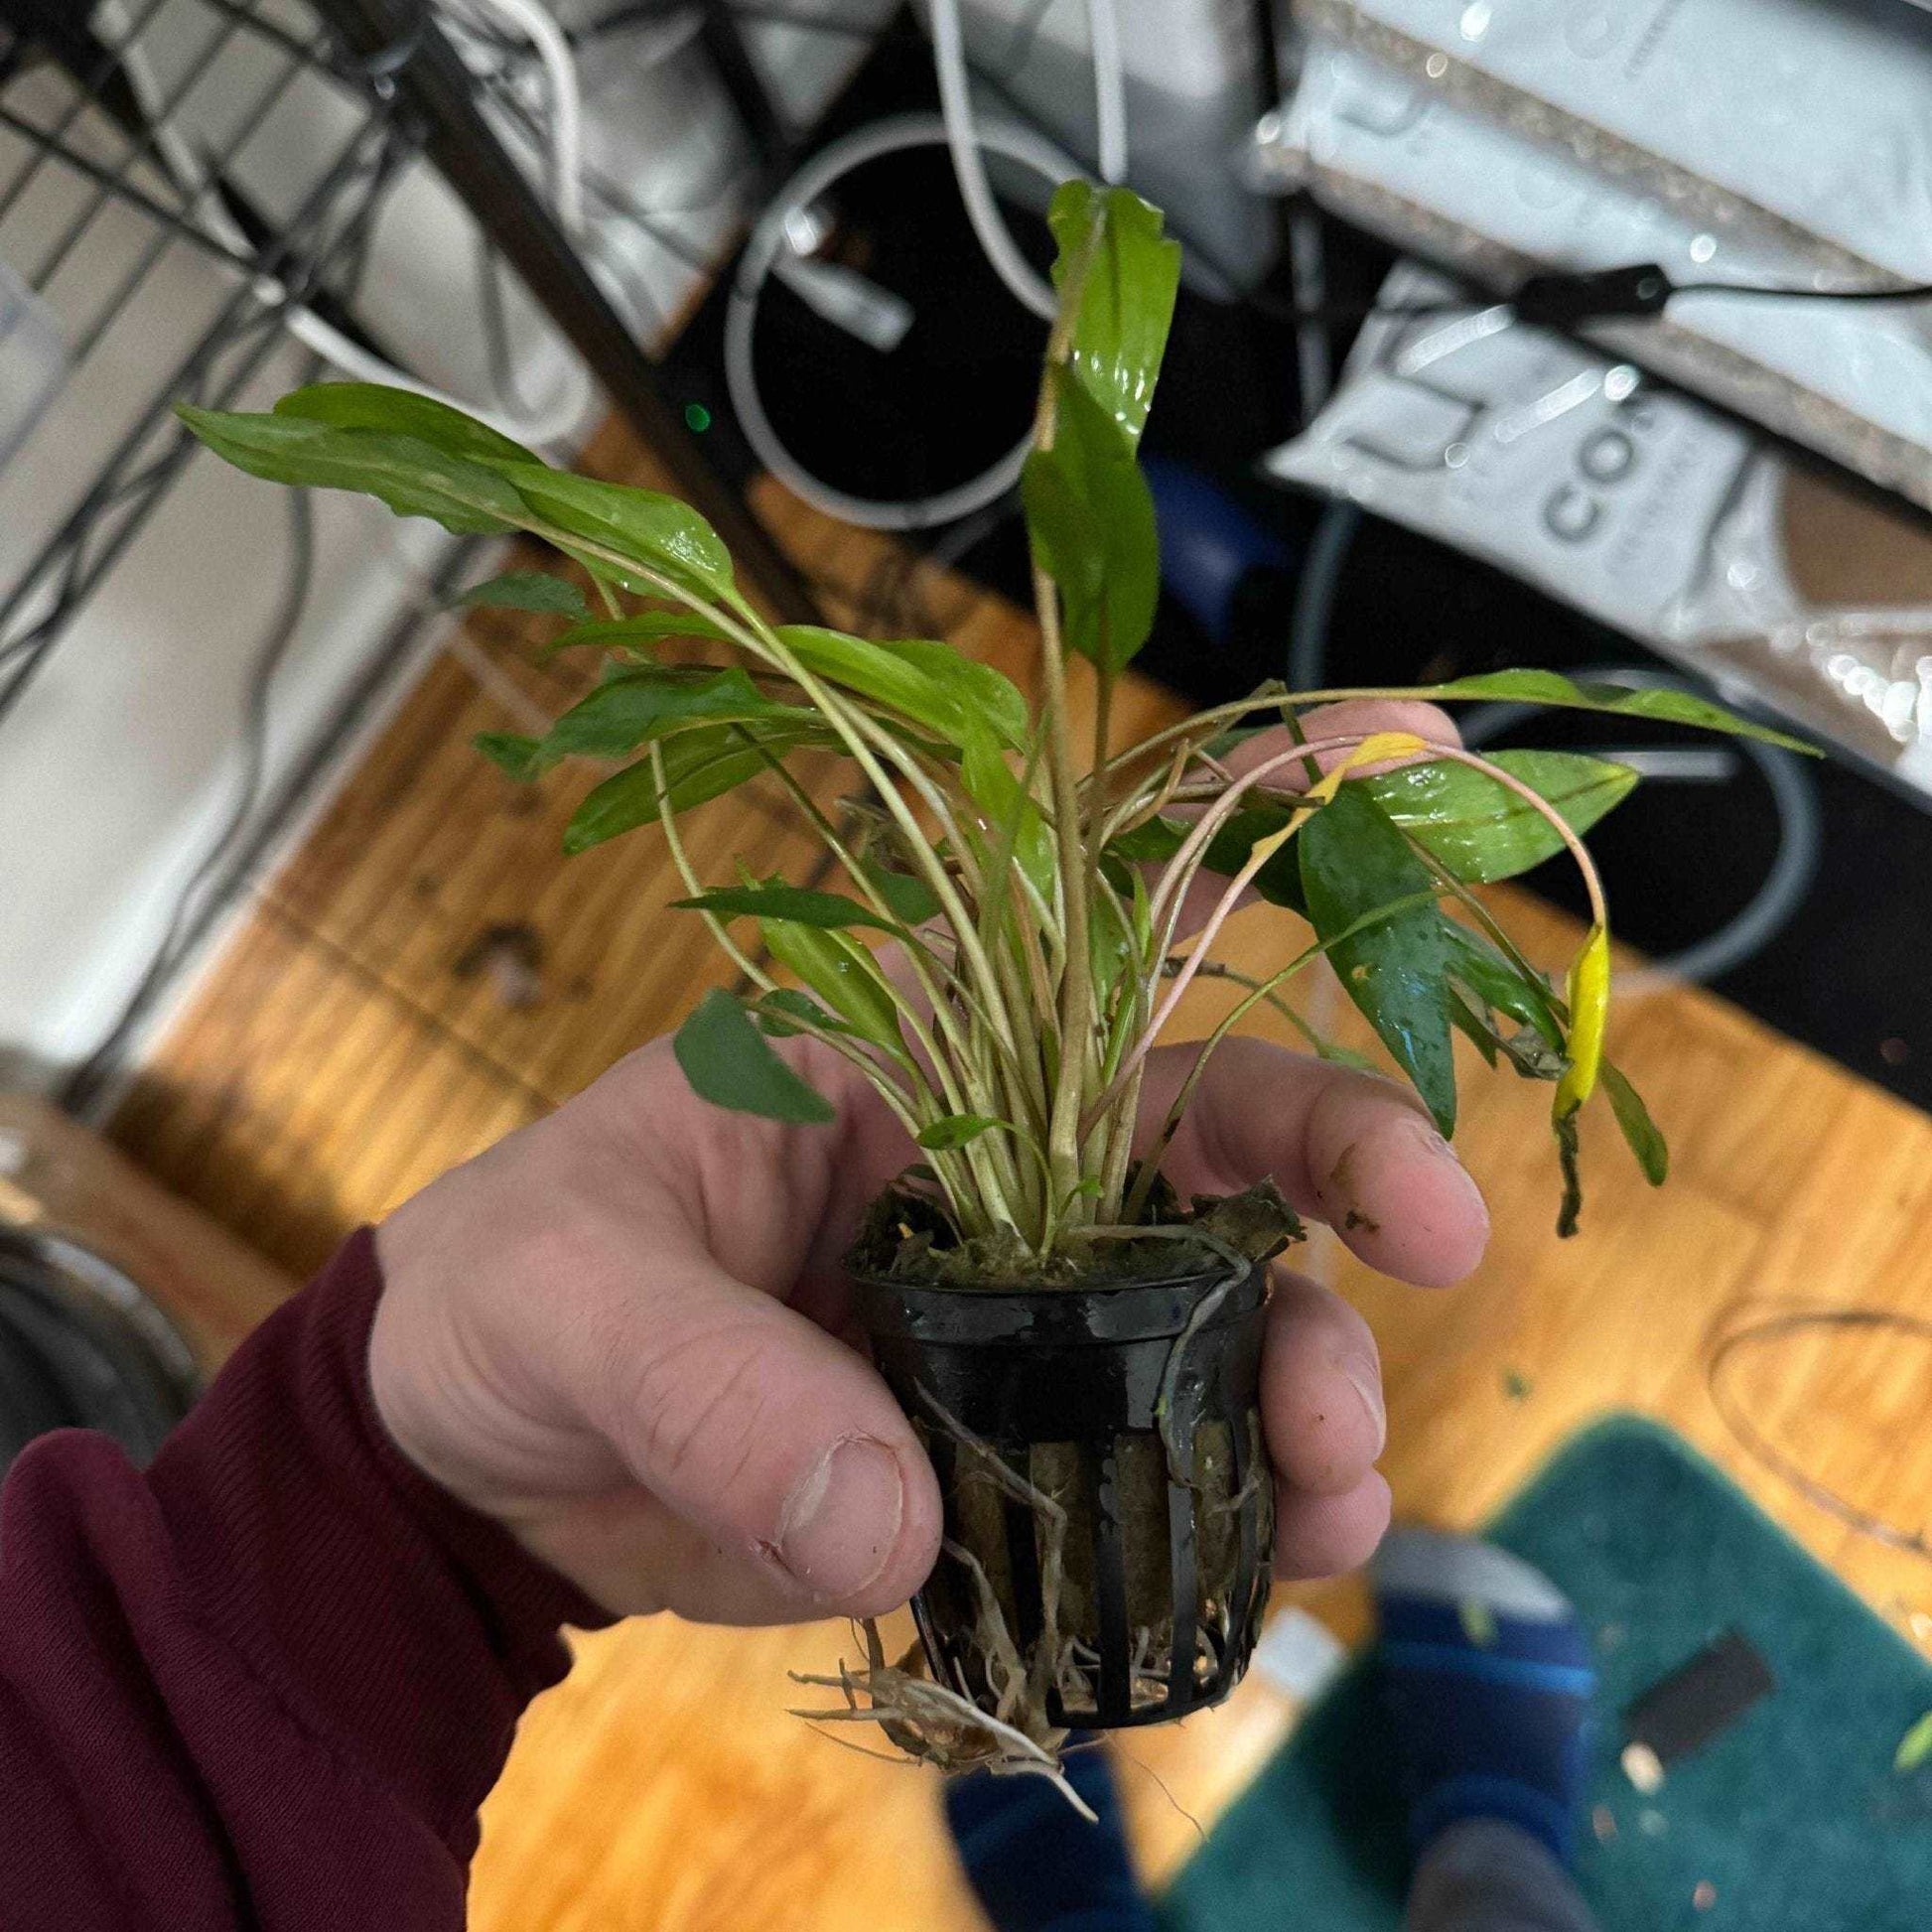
[854,1259,1274,1729]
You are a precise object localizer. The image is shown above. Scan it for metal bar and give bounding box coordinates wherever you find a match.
[0,0,175,226]
[28,6,252,290]
[310,0,818,622]
[0,117,398,713]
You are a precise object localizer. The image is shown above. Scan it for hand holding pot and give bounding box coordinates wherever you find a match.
[372,710,1490,1628]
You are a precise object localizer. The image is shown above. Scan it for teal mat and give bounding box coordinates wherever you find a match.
[1161,1415,1932,1931]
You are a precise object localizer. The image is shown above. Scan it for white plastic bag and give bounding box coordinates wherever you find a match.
[1263,264,1932,798]
[1266,38,1932,511]
[1299,0,1932,282]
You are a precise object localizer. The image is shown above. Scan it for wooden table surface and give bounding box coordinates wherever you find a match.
[110,432,1932,1931]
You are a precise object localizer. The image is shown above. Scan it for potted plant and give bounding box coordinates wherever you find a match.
[179,186,1801,1792]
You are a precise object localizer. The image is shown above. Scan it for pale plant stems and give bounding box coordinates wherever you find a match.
[1028,216,1113,1233]
[748,745,992,1114]
[1033,562,1101,1236]
[649,741,1018,1222]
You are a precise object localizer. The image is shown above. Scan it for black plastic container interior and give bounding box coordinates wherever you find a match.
[856,1261,1273,1729]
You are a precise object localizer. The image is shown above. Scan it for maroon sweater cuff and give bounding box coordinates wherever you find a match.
[0,1228,613,1928]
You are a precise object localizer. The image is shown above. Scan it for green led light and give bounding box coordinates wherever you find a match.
[684,402,712,433]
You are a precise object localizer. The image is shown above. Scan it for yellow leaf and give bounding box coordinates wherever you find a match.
[1555,923,1610,1117]
[1895,1709,1932,1774]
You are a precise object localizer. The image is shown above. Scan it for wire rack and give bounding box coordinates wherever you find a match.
[0,0,425,722]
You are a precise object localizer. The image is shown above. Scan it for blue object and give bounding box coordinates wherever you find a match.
[1374,1540,1596,1865]
[1143,456,1292,647]
[944,1735,1156,1932]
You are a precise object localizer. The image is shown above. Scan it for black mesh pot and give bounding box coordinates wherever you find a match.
[854,1260,1274,1729]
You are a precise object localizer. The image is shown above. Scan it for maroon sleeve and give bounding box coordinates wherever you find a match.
[0,1228,612,1930]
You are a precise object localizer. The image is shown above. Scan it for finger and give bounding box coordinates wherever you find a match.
[1169,700,1461,939]
[560,1235,942,1618]
[1146,1035,1489,1286]
[1260,1270,1385,1497]
[1275,1471,1393,1580]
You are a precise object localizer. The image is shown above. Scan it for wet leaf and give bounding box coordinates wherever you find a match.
[1368,751,1638,884]
[548,666,812,759]
[1301,785,1456,1135]
[491,462,735,604]
[1044,181,1180,449]
[1023,367,1160,672]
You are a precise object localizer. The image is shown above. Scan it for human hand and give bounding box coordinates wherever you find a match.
[370,703,1488,1625]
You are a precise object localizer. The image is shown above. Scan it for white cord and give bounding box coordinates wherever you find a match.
[927,0,1058,320]
[725,111,1080,529]
[99,0,593,449]
[1084,0,1129,187]
[925,0,1130,321]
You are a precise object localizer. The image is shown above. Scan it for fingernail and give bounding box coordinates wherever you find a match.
[1340,1358,1387,1458]
[775,1435,904,1598]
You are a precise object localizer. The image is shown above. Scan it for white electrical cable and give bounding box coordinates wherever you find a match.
[1084,0,1129,187]
[725,110,1080,529]
[927,0,1058,320]
[99,0,593,449]
[925,0,1127,316]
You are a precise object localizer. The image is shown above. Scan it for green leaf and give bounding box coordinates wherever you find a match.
[774,627,1026,750]
[759,919,904,1050]
[451,570,588,620]
[1444,922,1565,1049]
[1044,182,1180,449]
[1601,1058,1669,1185]
[474,731,560,782]
[1367,751,1639,885]
[1106,806,1309,909]
[1893,1711,1932,1775]
[177,405,522,535]
[564,726,816,850]
[1421,670,1817,754]
[673,988,835,1124]
[1301,784,1457,1135]
[544,611,735,658]
[753,989,849,1038]
[1022,367,1160,672]
[673,883,900,932]
[272,380,535,463]
[863,864,939,926]
[489,463,735,604]
[961,725,1053,896]
[548,666,814,759]
[915,1114,1010,1151]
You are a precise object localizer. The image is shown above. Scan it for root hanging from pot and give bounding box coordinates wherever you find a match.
[788,1619,1096,1821]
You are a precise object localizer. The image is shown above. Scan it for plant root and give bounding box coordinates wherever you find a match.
[788,1619,1096,1821]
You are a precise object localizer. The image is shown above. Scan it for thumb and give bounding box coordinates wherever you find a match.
[572,1242,942,1617]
